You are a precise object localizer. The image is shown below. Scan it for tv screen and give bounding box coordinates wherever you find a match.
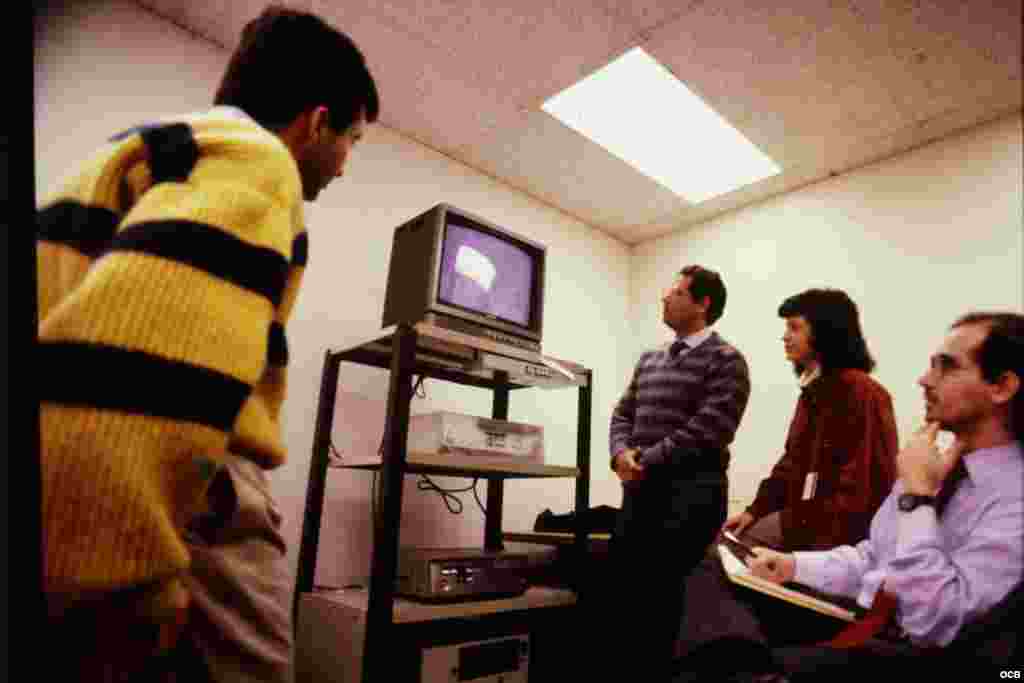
[437,219,534,328]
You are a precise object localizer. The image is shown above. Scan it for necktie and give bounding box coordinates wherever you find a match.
[669,339,689,357]
[935,458,969,517]
[822,460,970,648]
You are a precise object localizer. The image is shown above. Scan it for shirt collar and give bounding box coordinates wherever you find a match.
[960,440,1024,481]
[676,327,713,352]
[798,365,822,388]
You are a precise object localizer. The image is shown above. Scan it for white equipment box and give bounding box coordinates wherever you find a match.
[407,411,544,462]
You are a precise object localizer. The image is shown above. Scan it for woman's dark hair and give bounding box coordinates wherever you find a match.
[214,5,379,133]
[680,265,727,325]
[953,312,1024,441]
[778,288,875,373]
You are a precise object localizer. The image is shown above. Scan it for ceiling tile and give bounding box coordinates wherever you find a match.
[627,164,829,243]
[130,0,1022,245]
[454,110,691,234]
[852,0,1021,71]
[639,2,900,169]
[629,98,1022,244]
[362,0,647,109]
[592,0,703,40]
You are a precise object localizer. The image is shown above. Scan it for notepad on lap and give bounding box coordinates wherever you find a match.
[717,544,860,623]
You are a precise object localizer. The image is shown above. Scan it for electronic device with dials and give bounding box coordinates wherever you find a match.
[396,548,529,602]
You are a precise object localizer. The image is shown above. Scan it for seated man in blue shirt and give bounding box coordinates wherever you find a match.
[676,311,1024,681]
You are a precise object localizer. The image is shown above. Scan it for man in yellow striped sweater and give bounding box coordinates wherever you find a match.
[37,6,378,681]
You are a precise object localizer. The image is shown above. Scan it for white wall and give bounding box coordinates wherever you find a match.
[631,112,1024,509]
[34,0,633,596]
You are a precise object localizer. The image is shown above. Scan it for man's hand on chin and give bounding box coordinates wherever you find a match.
[898,422,966,495]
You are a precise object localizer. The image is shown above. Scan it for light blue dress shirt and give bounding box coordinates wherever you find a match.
[792,441,1024,647]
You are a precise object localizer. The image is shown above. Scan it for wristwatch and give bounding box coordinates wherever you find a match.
[897,493,936,512]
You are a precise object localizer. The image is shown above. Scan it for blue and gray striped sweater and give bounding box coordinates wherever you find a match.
[610,331,751,473]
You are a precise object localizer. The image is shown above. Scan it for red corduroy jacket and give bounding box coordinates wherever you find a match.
[746,368,899,551]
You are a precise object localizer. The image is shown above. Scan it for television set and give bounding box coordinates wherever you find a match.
[381,204,546,353]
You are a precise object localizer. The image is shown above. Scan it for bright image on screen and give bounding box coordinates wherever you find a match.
[438,222,534,327]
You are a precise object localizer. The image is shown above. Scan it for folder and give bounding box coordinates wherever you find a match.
[717,544,862,623]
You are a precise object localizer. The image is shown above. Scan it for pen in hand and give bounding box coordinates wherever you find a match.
[722,529,758,563]
[745,546,796,583]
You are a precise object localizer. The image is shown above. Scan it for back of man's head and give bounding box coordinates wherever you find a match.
[214,5,379,133]
[952,311,1024,442]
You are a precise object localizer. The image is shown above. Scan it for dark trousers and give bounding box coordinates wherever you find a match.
[599,474,727,681]
[672,588,853,681]
[673,638,920,682]
[673,558,910,683]
[771,638,920,679]
[673,510,865,682]
[677,513,786,657]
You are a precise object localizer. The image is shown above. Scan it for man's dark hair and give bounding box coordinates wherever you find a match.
[680,265,727,325]
[778,288,875,373]
[952,312,1024,441]
[214,5,379,133]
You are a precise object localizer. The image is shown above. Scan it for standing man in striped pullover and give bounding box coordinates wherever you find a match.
[608,265,752,680]
[38,6,378,682]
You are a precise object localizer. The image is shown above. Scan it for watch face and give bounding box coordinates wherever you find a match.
[898,494,934,511]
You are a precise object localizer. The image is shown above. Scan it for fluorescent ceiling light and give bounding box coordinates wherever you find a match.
[542,47,781,203]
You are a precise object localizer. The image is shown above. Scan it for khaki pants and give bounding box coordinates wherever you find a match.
[181,455,293,683]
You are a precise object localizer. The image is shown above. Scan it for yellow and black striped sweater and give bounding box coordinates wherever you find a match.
[38,108,307,607]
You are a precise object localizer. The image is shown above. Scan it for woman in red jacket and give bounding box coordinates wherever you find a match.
[678,288,898,660]
[725,288,899,551]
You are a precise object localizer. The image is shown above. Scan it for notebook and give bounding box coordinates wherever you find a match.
[717,544,864,623]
